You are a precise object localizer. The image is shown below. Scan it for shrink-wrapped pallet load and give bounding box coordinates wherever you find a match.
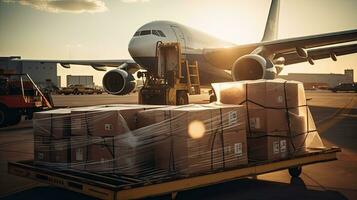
[33,109,72,166]
[136,104,248,175]
[212,79,323,161]
[69,105,166,172]
[33,104,166,172]
[33,108,72,139]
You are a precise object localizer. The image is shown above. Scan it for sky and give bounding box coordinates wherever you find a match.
[0,0,357,86]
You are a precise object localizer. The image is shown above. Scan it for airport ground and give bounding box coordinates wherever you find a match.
[0,91,356,199]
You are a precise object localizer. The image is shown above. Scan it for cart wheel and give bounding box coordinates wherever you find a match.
[289,166,302,178]
[0,106,8,128]
[176,91,188,105]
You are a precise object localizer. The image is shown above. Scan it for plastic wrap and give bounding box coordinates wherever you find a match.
[212,79,324,162]
[33,79,323,178]
[33,104,248,179]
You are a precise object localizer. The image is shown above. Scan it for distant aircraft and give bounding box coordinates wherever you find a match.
[19,0,357,95]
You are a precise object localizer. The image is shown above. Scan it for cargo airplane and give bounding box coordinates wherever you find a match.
[19,0,357,95]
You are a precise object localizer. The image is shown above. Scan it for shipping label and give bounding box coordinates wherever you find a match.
[76,148,84,161]
[277,96,284,103]
[280,140,287,153]
[228,111,238,126]
[104,124,113,131]
[38,152,44,160]
[273,141,280,154]
[234,143,243,156]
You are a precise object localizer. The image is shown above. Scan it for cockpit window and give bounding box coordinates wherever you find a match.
[140,30,151,35]
[158,30,166,37]
[133,29,166,37]
[152,30,160,36]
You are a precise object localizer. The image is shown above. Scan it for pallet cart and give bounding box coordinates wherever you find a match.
[8,147,340,200]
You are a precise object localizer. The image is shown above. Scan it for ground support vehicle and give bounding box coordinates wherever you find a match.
[138,42,201,105]
[8,147,340,200]
[59,85,103,95]
[58,84,86,95]
[0,73,52,127]
[330,83,357,92]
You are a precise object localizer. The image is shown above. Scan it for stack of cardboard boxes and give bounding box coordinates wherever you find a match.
[137,104,248,175]
[34,108,72,168]
[212,79,310,161]
[33,104,248,176]
[33,79,313,176]
[34,105,164,173]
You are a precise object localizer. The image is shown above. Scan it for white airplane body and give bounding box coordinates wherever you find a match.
[127,20,236,85]
[15,0,357,95]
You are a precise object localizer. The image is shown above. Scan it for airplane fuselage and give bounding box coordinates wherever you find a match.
[128,21,235,85]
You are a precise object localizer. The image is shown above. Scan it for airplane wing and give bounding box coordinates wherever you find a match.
[203,29,357,69]
[276,43,357,65]
[18,59,141,74]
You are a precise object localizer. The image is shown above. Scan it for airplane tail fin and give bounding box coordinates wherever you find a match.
[262,0,280,41]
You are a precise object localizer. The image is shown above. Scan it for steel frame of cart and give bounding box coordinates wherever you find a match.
[8,147,340,200]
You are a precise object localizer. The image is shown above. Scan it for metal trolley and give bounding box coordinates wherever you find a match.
[8,147,340,200]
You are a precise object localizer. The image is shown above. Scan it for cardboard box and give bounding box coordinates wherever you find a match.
[211,129,248,169]
[34,136,71,167]
[114,108,175,175]
[246,106,304,136]
[33,109,71,139]
[247,136,289,161]
[138,104,247,175]
[214,79,306,109]
[265,80,305,108]
[70,136,88,170]
[115,134,156,175]
[85,137,116,172]
[70,106,108,136]
[70,105,166,137]
[34,136,51,164]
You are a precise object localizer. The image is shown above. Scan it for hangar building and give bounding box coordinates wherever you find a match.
[278,69,354,88]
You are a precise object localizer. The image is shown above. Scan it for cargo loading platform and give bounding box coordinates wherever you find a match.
[8,147,340,200]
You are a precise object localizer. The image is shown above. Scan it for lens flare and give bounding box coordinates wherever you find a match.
[188,120,205,139]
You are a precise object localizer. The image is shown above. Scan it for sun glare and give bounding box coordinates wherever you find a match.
[188,120,206,139]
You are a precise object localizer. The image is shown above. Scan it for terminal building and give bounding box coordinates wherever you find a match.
[0,56,58,87]
[278,69,354,89]
[0,56,94,88]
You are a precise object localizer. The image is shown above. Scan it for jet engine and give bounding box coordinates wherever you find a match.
[231,54,277,81]
[102,69,136,95]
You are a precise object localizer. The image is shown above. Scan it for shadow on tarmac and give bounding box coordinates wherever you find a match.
[1,178,347,200]
[0,186,96,200]
[309,103,357,152]
[162,177,348,200]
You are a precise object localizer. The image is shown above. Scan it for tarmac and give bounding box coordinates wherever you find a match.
[0,91,356,200]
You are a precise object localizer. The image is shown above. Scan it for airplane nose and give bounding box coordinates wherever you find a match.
[128,37,156,59]
[128,37,158,70]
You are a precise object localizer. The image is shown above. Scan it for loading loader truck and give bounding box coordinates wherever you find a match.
[138,42,201,105]
[0,73,53,127]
